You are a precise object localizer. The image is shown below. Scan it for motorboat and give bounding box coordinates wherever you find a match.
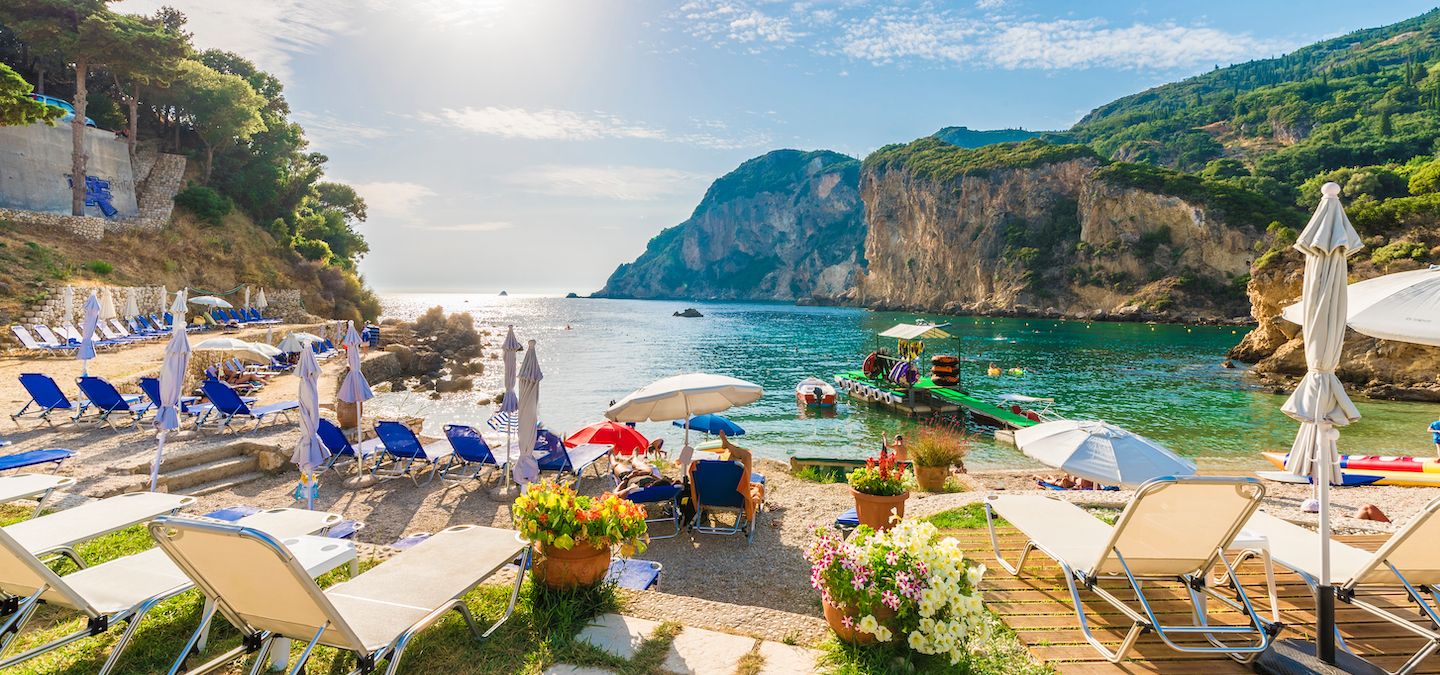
[997,393,1061,422]
[795,376,837,407]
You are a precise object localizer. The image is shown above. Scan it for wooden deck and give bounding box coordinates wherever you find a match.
[955,528,1439,674]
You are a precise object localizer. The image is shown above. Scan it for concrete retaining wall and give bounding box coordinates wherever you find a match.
[0,122,138,218]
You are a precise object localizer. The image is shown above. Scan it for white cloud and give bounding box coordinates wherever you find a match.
[114,0,353,79]
[505,165,707,201]
[672,1,1289,71]
[422,106,772,149]
[341,181,437,219]
[292,112,391,149]
[413,222,515,232]
[420,107,666,141]
[368,0,508,28]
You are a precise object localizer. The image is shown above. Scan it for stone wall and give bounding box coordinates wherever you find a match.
[0,206,105,240]
[263,289,310,321]
[0,122,138,217]
[16,284,304,329]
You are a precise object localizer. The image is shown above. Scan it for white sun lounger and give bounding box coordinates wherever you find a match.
[0,473,75,517]
[1241,499,1440,674]
[985,476,1276,663]
[150,521,530,675]
[4,491,194,567]
[0,507,341,674]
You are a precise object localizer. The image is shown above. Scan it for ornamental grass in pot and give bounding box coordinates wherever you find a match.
[807,520,989,664]
[847,451,910,530]
[908,427,969,492]
[514,479,648,589]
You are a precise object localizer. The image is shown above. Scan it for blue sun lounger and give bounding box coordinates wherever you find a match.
[688,460,762,544]
[198,379,298,433]
[76,376,153,429]
[0,448,73,473]
[11,373,126,423]
[317,418,383,474]
[440,424,506,482]
[537,430,610,486]
[372,420,453,484]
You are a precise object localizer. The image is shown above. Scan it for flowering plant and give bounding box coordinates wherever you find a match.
[847,451,909,496]
[513,479,649,555]
[806,520,988,664]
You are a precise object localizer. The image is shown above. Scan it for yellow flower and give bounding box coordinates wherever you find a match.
[857,614,880,635]
[873,625,893,642]
[908,631,930,653]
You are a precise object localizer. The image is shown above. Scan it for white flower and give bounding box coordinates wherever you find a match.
[857,614,880,635]
[873,625,893,642]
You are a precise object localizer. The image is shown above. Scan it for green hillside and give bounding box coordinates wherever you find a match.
[932,126,1042,148]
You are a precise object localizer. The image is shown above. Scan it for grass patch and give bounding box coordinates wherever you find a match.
[923,504,1004,530]
[794,466,847,483]
[81,260,113,275]
[818,612,1051,674]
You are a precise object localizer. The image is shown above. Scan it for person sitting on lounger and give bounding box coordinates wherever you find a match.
[611,456,675,497]
[1032,473,1098,490]
[716,431,765,523]
[211,363,265,388]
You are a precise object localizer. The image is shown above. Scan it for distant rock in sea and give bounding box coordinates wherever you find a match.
[498,290,508,296]
[673,308,703,318]
[565,292,579,298]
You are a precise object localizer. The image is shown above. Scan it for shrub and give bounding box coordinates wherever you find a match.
[1371,240,1429,265]
[908,427,969,469]
[173,184,232,225]
[83,260,113,275]
[291,236,333,264]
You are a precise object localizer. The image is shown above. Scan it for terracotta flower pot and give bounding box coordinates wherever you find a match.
[823,597,898,645]
[535,541,611,589]
[850,487,909,530]
[914,465,948,492]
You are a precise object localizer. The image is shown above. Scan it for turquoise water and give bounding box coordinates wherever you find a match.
[371,294,1437,470]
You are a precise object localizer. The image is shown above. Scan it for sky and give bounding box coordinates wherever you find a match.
[112,0,1439,295]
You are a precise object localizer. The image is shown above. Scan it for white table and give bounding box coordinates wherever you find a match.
[1217,529,1279,624]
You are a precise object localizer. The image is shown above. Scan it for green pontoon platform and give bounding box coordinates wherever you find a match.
[835,371,1037,430]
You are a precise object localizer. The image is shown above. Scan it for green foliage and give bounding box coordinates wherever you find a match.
[923,504,1002,530]
[864,138,1101,183]
[931,126,1041,148]
[291,235,332,264]
[82,259,112,275]
[1408,158,1440,194]
[0,62,59,126]
[171,58,267,179]
[1371,240,1430,265]
[21,241,69,280]
[1298,166,1409,207]
[702,149,858,206]
[794,466,846,483]
[172,184,232,225]
[1200,158,1250,180]
[1093,162,1302,226]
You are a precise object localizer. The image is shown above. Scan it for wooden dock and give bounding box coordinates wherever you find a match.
[834,372,1037,429]
[953,527,1439,673]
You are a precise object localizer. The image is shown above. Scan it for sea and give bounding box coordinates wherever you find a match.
[369,293,1437,471]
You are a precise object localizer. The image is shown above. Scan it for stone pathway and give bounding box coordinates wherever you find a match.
[557,613,826,675]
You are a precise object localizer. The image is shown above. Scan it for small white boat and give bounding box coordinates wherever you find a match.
[997,393,1062,422]
[796,377,837,407]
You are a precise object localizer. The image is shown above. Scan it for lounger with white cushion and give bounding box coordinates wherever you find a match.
[984,476,1277,663]
[0,507,341,674]
[3,491,194,567]
[0,473,75,517]
[150,521,529,675]
[1242,499,1440,674]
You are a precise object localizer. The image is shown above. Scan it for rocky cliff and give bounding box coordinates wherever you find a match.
[596,149,863,302]
[857,138,1258,321]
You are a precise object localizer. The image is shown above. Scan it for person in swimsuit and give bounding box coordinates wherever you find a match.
[1430,418,1440,458]
[697,431,765,524]
[881,432,909,464]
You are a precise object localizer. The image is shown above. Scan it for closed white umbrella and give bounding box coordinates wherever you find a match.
[188,295,232,308]
[498,325,522,484]
[334,320,346,345]
[77,291,100,375]
[265,325,274,345]
[606,373,764,463]
[291,346,326,508]
[243,286,251,310]
[62,286,74,328]
[99,287,117,321]
[1014,420,1194,487]
[123,288,139,319]
[157,285,167,316]
[512,340,543,487]
[256,288,268,310]
[337,321,374,449]
[151,297,190,490]
[1279,181,1364,665]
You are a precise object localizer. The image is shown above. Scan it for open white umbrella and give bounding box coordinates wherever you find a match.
[62,286,74,328]
[512,340,544,487]
[606,373,763,464]
[1014,419,1194,487]
[243,286,251,310]
[337,321,374,449]
[278,332,322,353]
[77,291,100,375]
[151,299,190,491]
[123,288,140,319]
[498,326,522,484]
[291,346,327,508]
[188,295,232,308]
[99,288,117,321]
[256,288,268,310]
[193,337,273,364]
[1278,181,1365,665]
[1283,265,1440,347]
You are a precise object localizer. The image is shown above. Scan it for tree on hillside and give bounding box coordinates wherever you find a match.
[109,8,188,162]
[0,62,61,125]
[172,59,265,183]
[313,182,367,221]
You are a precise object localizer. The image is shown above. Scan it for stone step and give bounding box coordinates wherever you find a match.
[115,441,248,475]
[160,455,259,493]
[181,471,266,497]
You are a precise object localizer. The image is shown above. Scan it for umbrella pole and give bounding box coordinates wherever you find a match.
[151,430,165,491]
[1316,420,1336,663]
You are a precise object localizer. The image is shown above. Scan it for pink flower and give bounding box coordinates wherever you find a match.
[881,590,901,610]
[885,551,899,565]
[841,615,854,629]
